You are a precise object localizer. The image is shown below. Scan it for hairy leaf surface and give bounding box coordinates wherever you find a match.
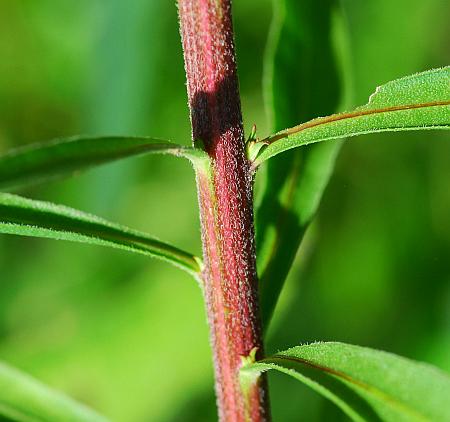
[254,67,450,165]
[0,360,109,422]
[0,136,207,189]
[0,193,201,275]
[256,0,345,329]
[242,342,450,422]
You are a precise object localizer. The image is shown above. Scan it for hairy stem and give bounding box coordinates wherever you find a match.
[178,0,270,420]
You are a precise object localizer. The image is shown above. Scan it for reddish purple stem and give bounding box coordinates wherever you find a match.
[178,1,270,420]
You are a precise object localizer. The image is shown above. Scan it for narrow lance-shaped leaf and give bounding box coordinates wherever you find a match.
[0,360,109,422]
[0,193,201,276]
[255,0,347,329]
[241,342,450,422]
[254,66,450,165]
[0,135,208,189]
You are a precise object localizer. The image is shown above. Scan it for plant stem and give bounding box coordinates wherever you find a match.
[178,1,270,420]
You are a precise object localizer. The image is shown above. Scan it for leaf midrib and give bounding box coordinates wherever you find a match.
[262,100,450,144]
[0,200,201,274]
[263,355,429,421]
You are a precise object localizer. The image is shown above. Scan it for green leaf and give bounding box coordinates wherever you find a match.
[0,193,201,276]
[241,342,450,422]
[256,0,347,329]
[254,66,450,165]
[0,360,109,422]
[0,135,208,189]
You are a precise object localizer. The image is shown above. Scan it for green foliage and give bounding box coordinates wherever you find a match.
[0,1,449,421]
[0,193,201,276]
[254,67,450,165]
[242,342,450,421]
[0,360,109,422]
[0,136,207,190]
[256,0,346,330]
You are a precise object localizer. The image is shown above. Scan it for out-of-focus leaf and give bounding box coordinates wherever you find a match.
[241,342,450,422]
[0,193,201,276]
[254,67,450,165]
[0,360,109,422]
[0,136,207,189]
[256,0,345,329]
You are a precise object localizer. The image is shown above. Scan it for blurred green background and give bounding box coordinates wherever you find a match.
[0,1,449,421]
